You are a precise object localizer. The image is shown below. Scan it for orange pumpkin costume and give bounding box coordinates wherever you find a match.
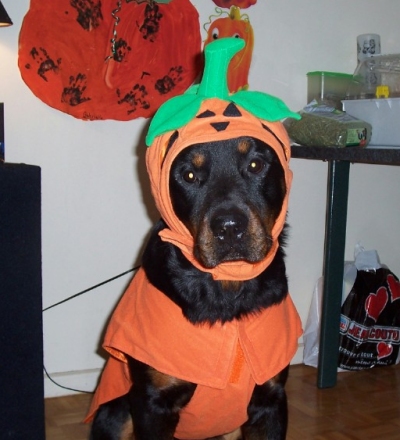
[86,38,302,439]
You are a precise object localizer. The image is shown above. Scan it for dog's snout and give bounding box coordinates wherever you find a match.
[211,211,248,242]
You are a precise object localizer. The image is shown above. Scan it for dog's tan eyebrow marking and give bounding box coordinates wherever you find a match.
[237,139,251,154]
[192,153,205,168]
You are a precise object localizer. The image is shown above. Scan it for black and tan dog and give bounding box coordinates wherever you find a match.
[86,38,302,440]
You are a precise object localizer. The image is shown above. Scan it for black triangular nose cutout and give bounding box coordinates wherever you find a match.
[197,109,216,118]
[210,122,230,132]
[223,102,242,117]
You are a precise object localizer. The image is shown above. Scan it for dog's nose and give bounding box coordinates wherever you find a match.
[210,211,248,242]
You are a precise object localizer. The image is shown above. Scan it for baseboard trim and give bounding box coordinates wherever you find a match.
[44,368,102,398]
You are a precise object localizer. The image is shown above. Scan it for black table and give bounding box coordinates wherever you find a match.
[290,145,400,388]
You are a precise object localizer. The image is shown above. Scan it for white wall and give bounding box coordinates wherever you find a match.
[1,0,399,397]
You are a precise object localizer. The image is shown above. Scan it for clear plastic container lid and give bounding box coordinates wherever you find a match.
[346,54,400,99]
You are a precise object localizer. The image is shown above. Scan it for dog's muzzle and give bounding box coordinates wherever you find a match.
[195,203,270,269]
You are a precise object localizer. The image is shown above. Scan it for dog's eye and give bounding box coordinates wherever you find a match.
[183,170,198,183]
[248,158,265,174]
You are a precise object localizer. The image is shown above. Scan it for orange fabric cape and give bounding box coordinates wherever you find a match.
[86,267,302,439]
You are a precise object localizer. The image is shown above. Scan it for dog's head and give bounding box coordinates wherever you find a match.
[146,99,293,280]
[169,135,286,269]
[145,38,299,281]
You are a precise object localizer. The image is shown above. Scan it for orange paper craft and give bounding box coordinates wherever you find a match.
[18,0,202,121]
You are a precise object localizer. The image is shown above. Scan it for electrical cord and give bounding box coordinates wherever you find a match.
[43,265,140,394]
[43,365,94,394]
[43,266,140,311]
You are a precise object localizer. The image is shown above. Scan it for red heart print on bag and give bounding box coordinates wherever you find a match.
[365,286,388,321]
[377,342,393,359]
[387,274,400,302]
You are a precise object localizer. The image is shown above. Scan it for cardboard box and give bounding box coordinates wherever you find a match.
[342,98,400,147]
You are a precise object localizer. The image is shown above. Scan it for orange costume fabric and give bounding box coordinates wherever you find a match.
[86,267,302,439]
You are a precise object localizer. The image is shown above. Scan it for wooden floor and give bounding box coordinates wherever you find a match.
[45,363,400,439]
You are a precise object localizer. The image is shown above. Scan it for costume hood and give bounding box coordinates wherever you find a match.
[145,38,300,281]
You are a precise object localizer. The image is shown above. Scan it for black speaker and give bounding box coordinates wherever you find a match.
[0,103,4,160]
[0,163,45,439]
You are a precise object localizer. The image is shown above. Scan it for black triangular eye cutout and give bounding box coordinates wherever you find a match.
[197,109,216,118]
[262,123,288,160]
[223,102,242,117]
[161,130,179,167]
[211,122,230,132]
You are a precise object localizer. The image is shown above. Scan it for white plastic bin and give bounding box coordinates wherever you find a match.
[342,98,400,147]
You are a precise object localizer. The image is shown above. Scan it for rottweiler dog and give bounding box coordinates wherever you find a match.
[87,36,302,440]
[89,136,295,440]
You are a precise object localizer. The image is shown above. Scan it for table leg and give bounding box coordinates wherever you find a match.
[317,160,350,388]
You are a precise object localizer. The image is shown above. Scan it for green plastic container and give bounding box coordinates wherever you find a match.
[307,71,353,108]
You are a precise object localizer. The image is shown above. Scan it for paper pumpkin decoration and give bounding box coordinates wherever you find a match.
[18,0,202,121]
[212,0,257,9]
[204,6,254,93]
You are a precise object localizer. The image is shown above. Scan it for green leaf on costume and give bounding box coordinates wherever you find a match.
[145,94,203,146]
[146,38,300,147]
[232,90,301,122]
